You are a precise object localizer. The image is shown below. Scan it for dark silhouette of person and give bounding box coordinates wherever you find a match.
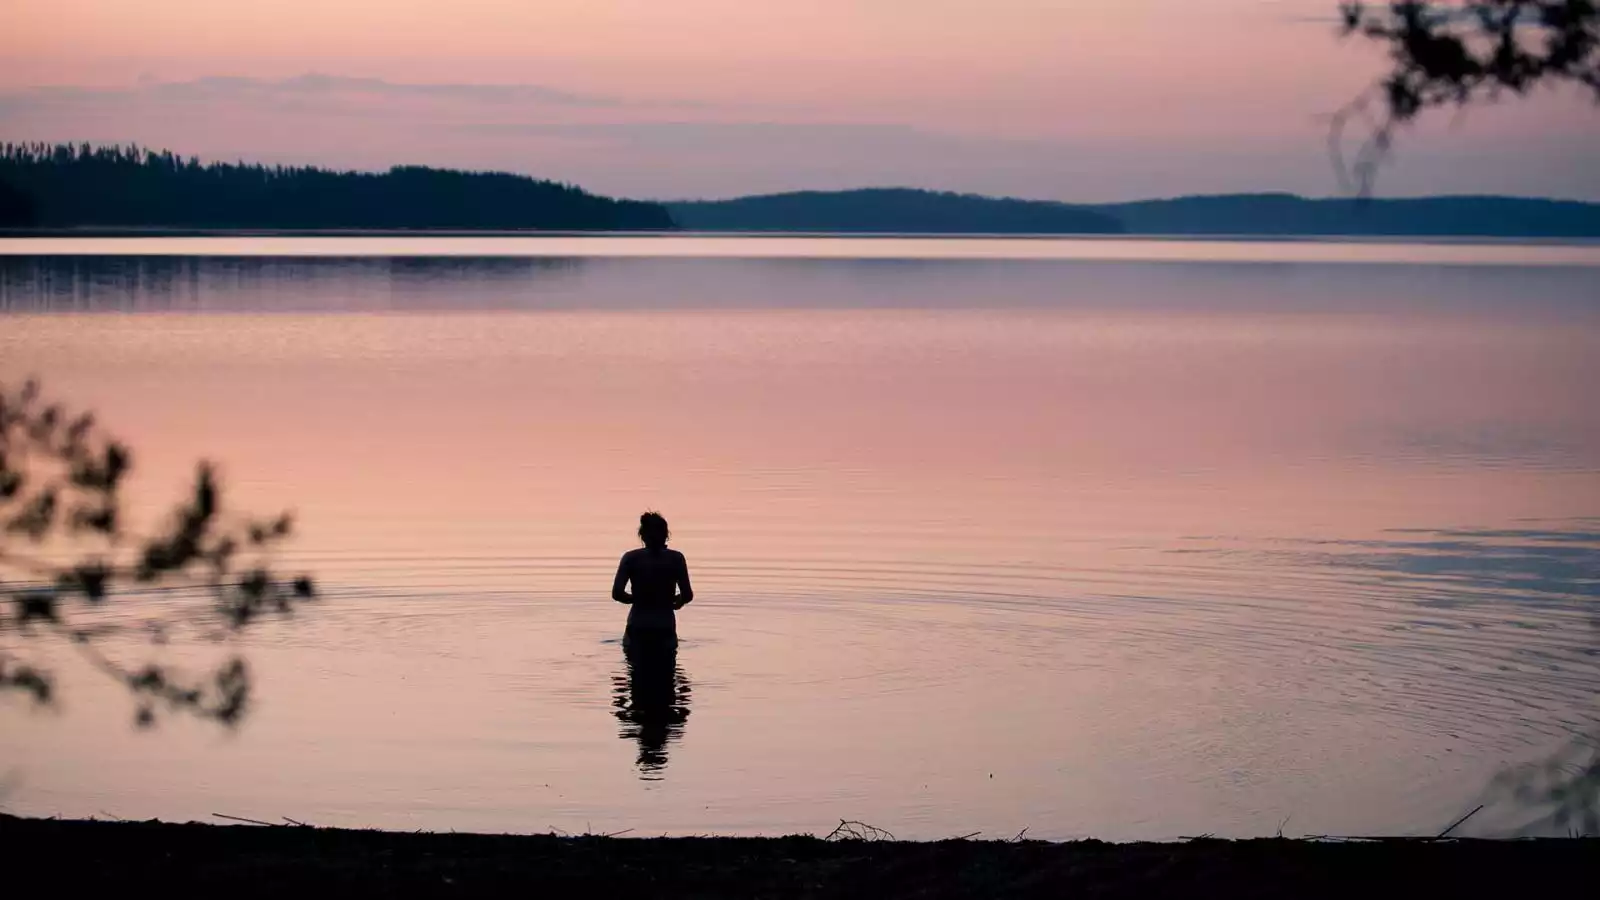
[612,511,693,649]
[610,512,694,776]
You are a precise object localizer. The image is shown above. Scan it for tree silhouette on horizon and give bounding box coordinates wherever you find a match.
[0,143,674,231]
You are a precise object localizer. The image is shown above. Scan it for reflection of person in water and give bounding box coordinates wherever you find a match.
[612,511,693,647]
[610,512,695,777]
[612,642,692,778]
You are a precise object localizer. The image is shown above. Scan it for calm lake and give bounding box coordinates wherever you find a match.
[2,237,1598,840]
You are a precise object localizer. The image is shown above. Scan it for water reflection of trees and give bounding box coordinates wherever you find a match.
[611,643,692,780]
[0,256,586,313]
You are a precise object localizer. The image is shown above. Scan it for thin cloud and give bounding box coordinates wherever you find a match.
[0,73,693,114]
[174,74,626,107]
[458,120,936,144]
[1,70,1593,203]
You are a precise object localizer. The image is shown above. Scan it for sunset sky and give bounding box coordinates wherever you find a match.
[3,0,1597,201]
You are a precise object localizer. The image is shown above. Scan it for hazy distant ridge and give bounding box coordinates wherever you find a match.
[668,188,1124,235]
[671,189,1600,238]
[1099,193,1600,238]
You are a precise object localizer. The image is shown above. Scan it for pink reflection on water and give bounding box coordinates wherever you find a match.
[2,262,1598,838]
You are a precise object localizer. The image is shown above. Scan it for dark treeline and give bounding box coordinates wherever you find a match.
[1096,193,1600,239]
[671,189,1600,238]
[0,143,674,231]
[670,188,1124,234]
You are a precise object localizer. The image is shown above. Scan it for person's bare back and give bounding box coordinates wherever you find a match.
[612,512,694,641]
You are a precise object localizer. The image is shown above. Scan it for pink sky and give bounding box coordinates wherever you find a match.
[2,0,1597,200]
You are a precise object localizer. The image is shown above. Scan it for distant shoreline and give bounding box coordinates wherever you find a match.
[4,228,1598,246]
[668,190,1600,240]
[3,814,1594,898]
[6,145,1600,240]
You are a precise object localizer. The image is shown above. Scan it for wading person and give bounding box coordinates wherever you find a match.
[612,511,693,650]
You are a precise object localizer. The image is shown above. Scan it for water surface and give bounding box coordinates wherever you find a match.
[1,238,1597,840]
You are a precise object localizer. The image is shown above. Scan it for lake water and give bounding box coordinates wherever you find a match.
[2,237,1598,840]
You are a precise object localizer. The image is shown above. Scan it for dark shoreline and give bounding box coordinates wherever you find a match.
[5,814,1593,898]
[4,227,1599,243]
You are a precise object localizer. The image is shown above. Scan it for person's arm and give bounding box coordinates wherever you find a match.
[673,554,694,609]
[612,554,633,604]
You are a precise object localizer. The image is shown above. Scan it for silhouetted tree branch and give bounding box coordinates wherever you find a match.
[1334,1,1600,192]
[1332,5,1600,834]
[0,379,315,727]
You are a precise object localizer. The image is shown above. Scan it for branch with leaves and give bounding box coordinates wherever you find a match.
[1331,2,1599,838]
[0,379,315,727]
[1333,1,1600,191]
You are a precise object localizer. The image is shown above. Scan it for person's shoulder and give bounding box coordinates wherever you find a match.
[667,548,687,562]
[620,548,645,562]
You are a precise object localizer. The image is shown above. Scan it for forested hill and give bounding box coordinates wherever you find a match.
[0,144,674,231]
[1096,193,1600,238]
[670,189,1600,238]
[668,188,1124,234]
[7,145,1597,237]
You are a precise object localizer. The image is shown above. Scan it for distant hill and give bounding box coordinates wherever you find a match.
[7,144,1598,238]
[671,189,1600,238]
[0,143,674,231]
[669,188,1124,234]
[1094,193,1600,238]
